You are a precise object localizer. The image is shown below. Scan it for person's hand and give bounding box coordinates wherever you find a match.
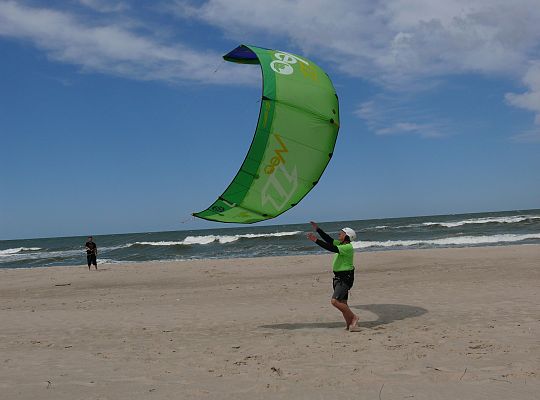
[307,232,317,242]
[310,221,318,231]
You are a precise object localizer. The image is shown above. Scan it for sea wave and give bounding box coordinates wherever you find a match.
[0,248,83,262]
[375,215,540,230]
[421,215,540,228]
[133,231,302,246]
[0,247,41,256]
[352,233,540,249]
[94,258,127,265]
[0,245,128,263]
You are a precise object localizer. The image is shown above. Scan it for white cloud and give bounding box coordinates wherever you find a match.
[510,129,540,143]
[174,0,540,138]
[375,122,443,138]
[0,1,257,85]
[2,1,540,139]
[177,0,540,85]
[78,0,130,13]
[506,61,540,142]
[355,99,447,138]
[506,62,540,119]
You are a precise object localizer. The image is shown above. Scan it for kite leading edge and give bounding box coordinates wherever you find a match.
[193,45,340,224]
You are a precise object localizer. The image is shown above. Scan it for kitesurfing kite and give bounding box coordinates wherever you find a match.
[193,45,340,224]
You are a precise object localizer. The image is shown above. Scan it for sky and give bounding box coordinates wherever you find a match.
[1,0,539,240]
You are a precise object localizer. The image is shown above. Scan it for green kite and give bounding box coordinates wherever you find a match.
[193,45,340,223]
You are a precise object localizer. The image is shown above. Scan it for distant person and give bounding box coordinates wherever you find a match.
[85,236,98,270]
[307,222,359,332]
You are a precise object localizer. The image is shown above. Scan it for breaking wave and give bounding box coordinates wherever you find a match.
[353,233,540,249]
[133,231,302,246]
[368,215,540,231]
[421,215,540,228]
[0,247,41,256]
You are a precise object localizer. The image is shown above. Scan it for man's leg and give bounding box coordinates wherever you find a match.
[331,298,359,331]
[331,280,357,328]
[87,255,91,270]
[331,298,354,326]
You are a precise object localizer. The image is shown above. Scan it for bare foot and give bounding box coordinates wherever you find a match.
[348,315,359,332]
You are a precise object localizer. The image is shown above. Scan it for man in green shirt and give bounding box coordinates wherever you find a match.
[307,221,360,332]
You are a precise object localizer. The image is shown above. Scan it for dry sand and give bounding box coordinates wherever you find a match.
[1,245,539,399]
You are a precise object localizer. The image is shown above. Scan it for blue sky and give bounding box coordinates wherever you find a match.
[1,0,539,239]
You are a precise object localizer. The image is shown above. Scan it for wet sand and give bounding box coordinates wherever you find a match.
[1,245,539,399]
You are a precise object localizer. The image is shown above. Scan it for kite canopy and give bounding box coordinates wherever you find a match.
[193,45,340,223]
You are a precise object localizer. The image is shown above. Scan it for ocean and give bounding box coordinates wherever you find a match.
[1,209,539,269]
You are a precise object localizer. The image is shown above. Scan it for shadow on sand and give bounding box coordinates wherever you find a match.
[260,304,427,330]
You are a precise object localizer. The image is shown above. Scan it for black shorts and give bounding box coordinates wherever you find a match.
[87,253,97,266]
[332,271,354,301]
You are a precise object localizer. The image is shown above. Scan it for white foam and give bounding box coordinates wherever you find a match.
[216,236,238,244]
[0,248,83,263]
[184,236,220,245]
[94,258,126,265]
[0,245,130,265]
[240,231,302,238]
[421,215,540,228]
[133,231,302,247]
[135,241,188,246]
[100,244,131,252]
[352,233,540,249]
[0,244,128,262]
[383,215,540,230]
[0,247,41,256]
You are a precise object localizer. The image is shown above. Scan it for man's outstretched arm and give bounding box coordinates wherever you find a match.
[310,221,334,244]
[307,232,339,253]
[316,228,334,244]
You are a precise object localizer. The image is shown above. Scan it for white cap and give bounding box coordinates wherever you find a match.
[342,227,356,241]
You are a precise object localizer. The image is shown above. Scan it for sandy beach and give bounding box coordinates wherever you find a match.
[1,245,539,399]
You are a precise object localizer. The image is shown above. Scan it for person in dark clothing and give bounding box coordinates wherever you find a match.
[85,236,98,270]
[307,221,360,331]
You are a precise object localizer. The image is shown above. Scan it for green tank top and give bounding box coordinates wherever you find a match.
[332,240,354,272]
